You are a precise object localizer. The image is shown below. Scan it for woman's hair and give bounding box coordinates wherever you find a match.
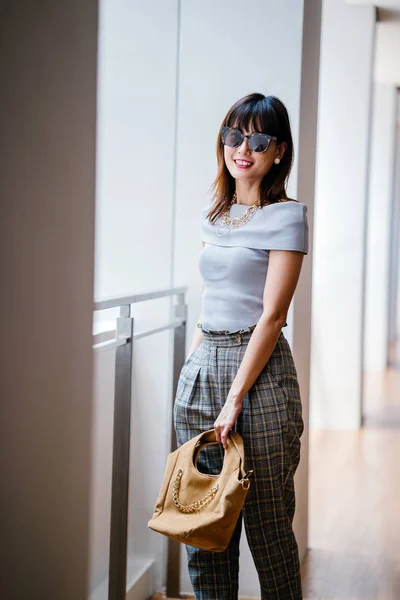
[206,93,295,224]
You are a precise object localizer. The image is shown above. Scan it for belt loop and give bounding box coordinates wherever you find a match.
[236,333,242,344]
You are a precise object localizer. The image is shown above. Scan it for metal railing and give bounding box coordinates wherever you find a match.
[93,286,189,600]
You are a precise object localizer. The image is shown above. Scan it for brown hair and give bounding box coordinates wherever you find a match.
[206,93,296,224]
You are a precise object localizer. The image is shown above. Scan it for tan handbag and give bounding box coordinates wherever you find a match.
[148,428,253,552]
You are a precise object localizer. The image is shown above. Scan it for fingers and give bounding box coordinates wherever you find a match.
[214,399,243,449]
[220,425,230,450]
[213,422,231,450]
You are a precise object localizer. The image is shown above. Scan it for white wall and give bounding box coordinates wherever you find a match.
[0,2,98,598]
[392,115,400,348]
[374,20,400,352]
[95,0,179,302]
[375,21,400,86]
[292,0,321,559]
[364,84,398,371]
[310,0,376,429]
[92,0,180,595]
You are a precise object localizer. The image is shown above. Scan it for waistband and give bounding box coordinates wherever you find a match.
[197,323,257,346]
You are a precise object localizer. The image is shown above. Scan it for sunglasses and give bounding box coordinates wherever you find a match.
[221,125,277,154]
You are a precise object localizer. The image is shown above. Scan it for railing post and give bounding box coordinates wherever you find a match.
[166,294,187,598]
[108,305,134,600]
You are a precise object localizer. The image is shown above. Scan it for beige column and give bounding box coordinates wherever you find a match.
[0,2,98,598]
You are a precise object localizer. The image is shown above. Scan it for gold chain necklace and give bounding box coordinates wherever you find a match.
[216,191,262,236]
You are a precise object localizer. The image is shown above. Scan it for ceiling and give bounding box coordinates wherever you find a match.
[347,0,400,21]
[347,0,400,6]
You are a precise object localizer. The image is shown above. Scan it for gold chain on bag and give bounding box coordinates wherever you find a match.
[172,469,219,514]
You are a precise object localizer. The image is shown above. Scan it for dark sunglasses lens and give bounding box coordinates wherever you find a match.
[249,134,270,153]
[223,128,243,148]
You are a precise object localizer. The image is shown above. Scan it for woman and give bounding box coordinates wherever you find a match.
[173,92,308,600]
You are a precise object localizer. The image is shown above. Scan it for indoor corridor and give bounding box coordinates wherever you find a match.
[2,1,400,599]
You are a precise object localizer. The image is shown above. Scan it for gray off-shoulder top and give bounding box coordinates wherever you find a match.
[198,200,309,332]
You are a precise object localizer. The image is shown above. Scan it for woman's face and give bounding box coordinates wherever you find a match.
[223,123,285,183]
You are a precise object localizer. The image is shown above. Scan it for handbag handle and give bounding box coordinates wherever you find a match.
[192,429,247,479]
[193,441,222,472]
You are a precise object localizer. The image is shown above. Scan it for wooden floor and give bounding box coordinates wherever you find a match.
[302,361,400,599]
[152,358,400,599]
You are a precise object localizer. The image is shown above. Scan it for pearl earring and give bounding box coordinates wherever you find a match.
[274,157,280,165]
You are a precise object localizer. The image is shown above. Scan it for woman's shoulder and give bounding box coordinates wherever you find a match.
[263,199,308,228]
[201,199,216,214]
[264,198,307,211]
[260,199,308,253]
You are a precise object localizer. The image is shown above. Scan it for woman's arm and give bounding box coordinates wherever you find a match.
[185,241,205,359]
[214,249,305,448]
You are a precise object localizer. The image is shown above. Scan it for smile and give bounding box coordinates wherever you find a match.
[234,159,253,169]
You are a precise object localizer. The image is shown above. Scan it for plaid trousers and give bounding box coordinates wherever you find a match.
[173,324,304,600]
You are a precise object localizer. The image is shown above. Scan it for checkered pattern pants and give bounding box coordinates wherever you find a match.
[173,323,304,600]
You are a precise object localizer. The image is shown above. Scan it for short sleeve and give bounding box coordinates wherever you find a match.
[201,200,309,253]
[264,202,309,254]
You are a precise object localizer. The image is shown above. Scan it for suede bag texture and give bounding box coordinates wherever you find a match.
[148,429,253,552]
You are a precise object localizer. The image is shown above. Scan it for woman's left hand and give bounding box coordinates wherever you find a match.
[214,394,244,449]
